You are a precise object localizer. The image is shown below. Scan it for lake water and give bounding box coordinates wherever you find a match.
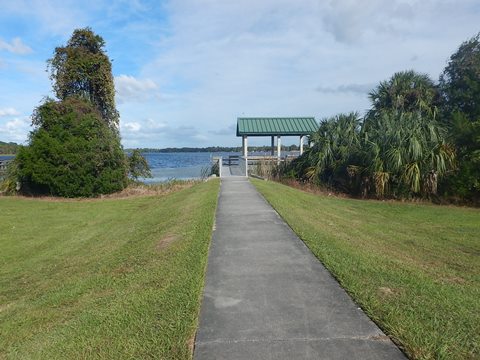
[1,153,240,183]
[1,151,293,183]
[141,152,239,183]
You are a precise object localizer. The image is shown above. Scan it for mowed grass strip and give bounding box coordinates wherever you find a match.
[0,179,219,359]
[252,179,479,360]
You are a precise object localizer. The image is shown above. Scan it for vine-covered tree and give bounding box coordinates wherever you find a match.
[16,98,127,197]
[10,28,134,197]
[48,28,119,130]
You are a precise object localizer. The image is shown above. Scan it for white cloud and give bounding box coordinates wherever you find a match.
[1,0,88,36]
[115,75,159,104]
[129,0,480,147]
[0,37,32,55]
[120,117,208,148]
[321,0,415,43]
[1,0,480,148]
[0,108,20,117]
[0,117,30,143]
[123,121,142,132]
[209,124,236,136]
[316,83,375,95]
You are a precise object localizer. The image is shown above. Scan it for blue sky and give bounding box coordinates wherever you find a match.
[0,0,479,148]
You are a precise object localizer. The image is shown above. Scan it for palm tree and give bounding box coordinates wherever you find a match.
[285,71,454,199]
[368,70,440,119]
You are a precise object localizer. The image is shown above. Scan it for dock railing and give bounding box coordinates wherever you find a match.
[247,155,297,179]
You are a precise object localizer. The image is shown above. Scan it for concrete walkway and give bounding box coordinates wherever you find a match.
[222,164,244,176]
[194,178,406,359]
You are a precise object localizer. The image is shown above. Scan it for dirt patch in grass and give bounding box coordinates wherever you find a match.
[187,333,195,354]
[104,181,200,199]
[377,286,403,300]
[111,265,135,277]
[0,302,14,313]
[156,234,179,251]
[278,178,345,198]
[439,276,467,285]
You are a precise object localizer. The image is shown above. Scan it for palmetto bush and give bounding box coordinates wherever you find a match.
[288,110,454,199]
[360,111,455,198]
[301,112,362,192]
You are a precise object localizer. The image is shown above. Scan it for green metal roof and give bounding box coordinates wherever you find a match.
[236,117,318,137]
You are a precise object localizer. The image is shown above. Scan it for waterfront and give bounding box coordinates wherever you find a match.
[141,152,239,183]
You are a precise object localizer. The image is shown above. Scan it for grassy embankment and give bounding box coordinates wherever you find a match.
[0,180,219,359]
[252,179,479,360]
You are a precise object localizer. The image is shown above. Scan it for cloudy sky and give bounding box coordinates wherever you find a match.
[0,0,479,147]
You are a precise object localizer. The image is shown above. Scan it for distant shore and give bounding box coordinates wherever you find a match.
[127,145,300,153]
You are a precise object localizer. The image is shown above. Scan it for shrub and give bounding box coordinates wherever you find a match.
[16,98,127,197]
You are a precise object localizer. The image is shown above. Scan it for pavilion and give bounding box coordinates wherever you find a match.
[236,117,318,158]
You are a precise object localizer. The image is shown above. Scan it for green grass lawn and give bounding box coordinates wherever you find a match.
[252,179,479,360]
[0,180,219,359]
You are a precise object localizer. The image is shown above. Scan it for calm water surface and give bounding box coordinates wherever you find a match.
[3,152,293,183]
[141,152,239,183]
[0,153,234,183]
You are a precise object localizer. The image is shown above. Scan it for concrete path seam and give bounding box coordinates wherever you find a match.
[196,335,392,345]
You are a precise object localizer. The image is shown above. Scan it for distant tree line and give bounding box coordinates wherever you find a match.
[1,28,150,197]
[130,145,300,153]
[0,141,19,155]
[281,33,480,204]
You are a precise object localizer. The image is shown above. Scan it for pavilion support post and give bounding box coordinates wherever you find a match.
[271,136,275,156]
[300,135,304,155]
[277,136,281,164]
[243,136,248,177]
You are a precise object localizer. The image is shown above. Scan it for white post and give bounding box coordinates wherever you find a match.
[277,135,281,164]
[300,136,304,155]
[243,136,248,177]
